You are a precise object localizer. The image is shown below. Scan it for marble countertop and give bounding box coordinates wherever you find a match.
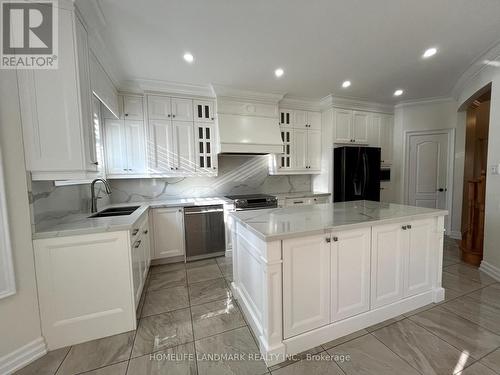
[33,197,231,240]
[230,200,448,242]
[273,191,331,200]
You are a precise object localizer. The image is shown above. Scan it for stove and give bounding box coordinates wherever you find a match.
[225,194,278,211]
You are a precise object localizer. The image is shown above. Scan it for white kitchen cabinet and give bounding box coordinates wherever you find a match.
[368,114,381,147]
[291,110,321,130]
[152,207,185,259]
[17,9,102,180]
[130,214,150,307]
[196,123,218,173]
[147,95,172,120]
[380,115,393,165]
[171,98,194,122]
[279,109,293,127]
[283,234,330,338]
[293,129,308,170]
[307,111,321,130]
[194,100,215,122]
[334,109,353,143]
[276,127,293,170]
[122,96,144,120]
[380,181,392,203]
[148,119,173,173]
[293,111,308,128]
[171,122,196,173]
[131,235,142,306]
[125,121,147,174]
[331,228,371,321]
[307,129,321,170]
[352,111,369,143]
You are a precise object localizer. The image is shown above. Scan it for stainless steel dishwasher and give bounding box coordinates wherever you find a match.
[184,205,226,260]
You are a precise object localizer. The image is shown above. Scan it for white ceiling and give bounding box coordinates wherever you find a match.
[86,0,500,103]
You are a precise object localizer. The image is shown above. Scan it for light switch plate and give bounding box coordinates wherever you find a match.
[490,164,500,175]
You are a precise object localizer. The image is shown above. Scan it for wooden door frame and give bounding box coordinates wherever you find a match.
[403,128,455,233]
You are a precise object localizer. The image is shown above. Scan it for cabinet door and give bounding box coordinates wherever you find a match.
[331,228,371,321]
[90,96,104,175]
[352,111,369,143]
[368,113,381,147]
[405,218,435,297]
[196,123,217,172]
[148,119,173,173]
[131,238,142,308]
[171,98,193,122]
[380,115,393,165]
[194,100,215,122]
[147,95,171,120]
[307,129,321,171]
[380,182,392,203]
[334,109,352,143]
[371,223,406,309]
[104,119,128,175]
[293,110,308,129]
[122,96,144,120]
[279,109,293,127]
[277,127,293,170]
[307,111,321,130]
[293,128,308,170]
[152,208,185,259]
[283,234,330,338]
[124,120,147,174]
[172,122,196,173]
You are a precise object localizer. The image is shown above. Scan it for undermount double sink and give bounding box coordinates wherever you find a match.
[89,206,140,218]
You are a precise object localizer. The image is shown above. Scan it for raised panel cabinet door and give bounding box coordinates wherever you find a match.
[131,237,142,308]
[279,109,293,127]
[152,208,185,259]
[334,109,352,143]
[293,128,308,170]
[371,223,407,309]
[405,218,435,297]
[307,129,322,171]
[307,111,321,130]
[195,123,217,172]
[104,119,128,175]
[194,100,215,122]
[283,234,330,338]
[147,95,171,120]
[380,115,393,165]
[125,120,147,174]
[171,98,194,122]
[352,111,369,143]
[122,96,144,120]
[331,228,371,321]
[172,121,196,173]
[148,119,173,173]
[293,110,308,129]
[367,114,381,147]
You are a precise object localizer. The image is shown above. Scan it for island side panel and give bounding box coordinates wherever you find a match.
[433,215,445,302]
[231,221,284,362]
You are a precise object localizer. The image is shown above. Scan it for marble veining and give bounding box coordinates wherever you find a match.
[231,200,448,241]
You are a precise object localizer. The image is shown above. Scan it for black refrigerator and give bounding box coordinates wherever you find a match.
[333,146,381,202]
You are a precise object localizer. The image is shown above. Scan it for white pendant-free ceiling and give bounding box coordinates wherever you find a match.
[85,0,500,103]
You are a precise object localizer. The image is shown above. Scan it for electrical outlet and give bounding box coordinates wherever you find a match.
[490,164,500,175]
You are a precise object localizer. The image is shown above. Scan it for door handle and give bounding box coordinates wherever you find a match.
[437,188,447,192]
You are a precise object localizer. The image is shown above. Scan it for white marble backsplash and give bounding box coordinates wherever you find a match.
[109,155,311,203]
[30,155,311,222]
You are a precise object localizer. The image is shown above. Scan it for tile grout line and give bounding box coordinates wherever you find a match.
[185,261,200,375]
[52,346,72,375]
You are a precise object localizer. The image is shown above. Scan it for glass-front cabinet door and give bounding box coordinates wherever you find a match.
[279,127,293,169]
[196,123,217,174]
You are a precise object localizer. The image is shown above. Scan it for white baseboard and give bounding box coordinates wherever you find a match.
[0,337,47,375]
[480,261,500,282]
[447,231,462,240]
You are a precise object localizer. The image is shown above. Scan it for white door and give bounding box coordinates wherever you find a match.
[307,129,322,171]
[371,223,406,309]
[380,116,393,165]
[152,208,185,259]
[122,96,144,120]
[171,98,193,122]
[307,111,321,130]
[124,120,147,174]
[405,218,435,297]
[407,132,449,210]
[193,100,215,122]
[283,234,330,338]
[331,228,371,321]
[104,119,127,175]
[293,110,308,129]
[172,122,196,173]
[148,119,173,173]
[334,109,352,143]
[293,128,308,170]
[352,111,369,143]
[147,95,171,120]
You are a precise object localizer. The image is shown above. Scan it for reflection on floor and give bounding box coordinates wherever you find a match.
[15,237,500,375]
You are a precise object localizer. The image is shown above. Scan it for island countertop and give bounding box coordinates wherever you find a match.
[229,200,448,242]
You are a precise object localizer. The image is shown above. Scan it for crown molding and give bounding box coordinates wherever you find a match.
[320,94,394,113]
[394,96,456,109]
[279,95,322,111]
[120,79,215,97]
[211,84,284,104]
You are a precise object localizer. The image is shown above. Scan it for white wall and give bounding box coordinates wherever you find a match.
[392,99,465,236]
[0,72,44,363]
[456,63,500,273]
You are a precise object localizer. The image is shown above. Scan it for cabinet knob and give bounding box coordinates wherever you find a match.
[143,230,148,234]
[168,114,171,118]
[172,114,176,118]
[92,161,99,165]
[125,113,129,117]
[211,117,215,121]
[333,236,338,242]
[133,240,141,248]
[407,224,412,229]
[402,225,407,230]
[325,237,331,243]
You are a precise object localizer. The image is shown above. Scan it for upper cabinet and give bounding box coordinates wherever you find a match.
[270,109,322,175]
[18,7,107,181]
[194,100,215,123]
[365,113,394,166]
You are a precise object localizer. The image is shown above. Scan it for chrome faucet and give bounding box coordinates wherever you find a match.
[90,178,112,213]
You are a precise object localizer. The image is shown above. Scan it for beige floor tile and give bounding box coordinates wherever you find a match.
[442,272,483,293]
[141,285,189,317]
[444,263,497,286]
[147,269,187,291]
[403,303,437,317]
[481,348,500,373]
[456,362,499,375]
[322,329,369,350]
[14,347,70,375]
[269,346,324,372]
[271,352,344,375]
[366,315,406,333]
[79,361,128,375]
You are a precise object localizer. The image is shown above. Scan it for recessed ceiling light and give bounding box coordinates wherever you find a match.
[183,53,194,63]
[275,68,284,78]
[422,47,437,59]
[342,80,351,88]
[394,89,404,96]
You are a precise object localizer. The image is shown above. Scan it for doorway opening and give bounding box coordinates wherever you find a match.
[460,89,491,266]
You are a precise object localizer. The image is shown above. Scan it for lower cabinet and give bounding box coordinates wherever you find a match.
[130,214,151,307]
[151,207,185,259]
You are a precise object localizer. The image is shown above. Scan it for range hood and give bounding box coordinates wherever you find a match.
[213,85,284,155]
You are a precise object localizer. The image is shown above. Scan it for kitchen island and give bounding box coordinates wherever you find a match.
[229,200,447,366]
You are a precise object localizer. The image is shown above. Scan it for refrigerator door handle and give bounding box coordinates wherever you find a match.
[362,153,368,197]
